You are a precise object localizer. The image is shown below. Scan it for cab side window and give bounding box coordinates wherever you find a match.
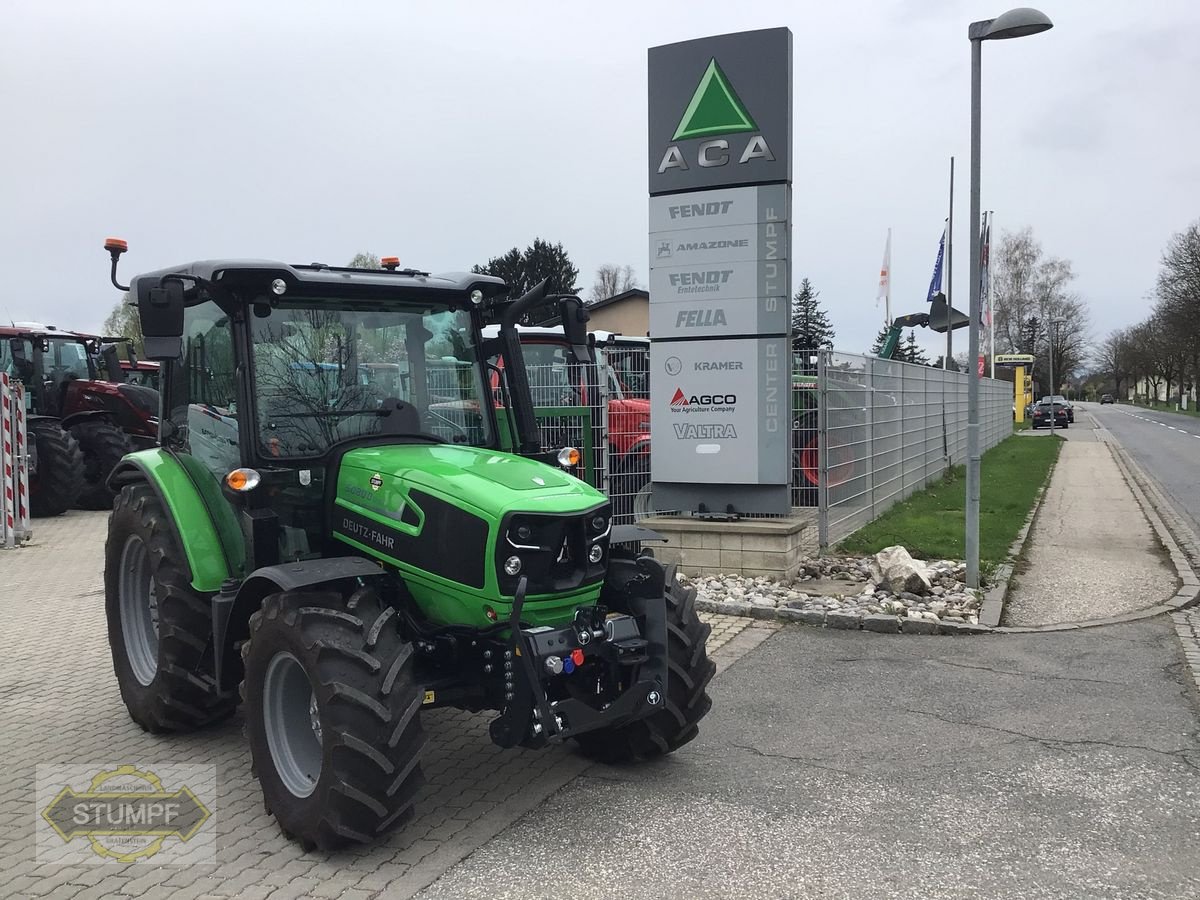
[167,301,240,479]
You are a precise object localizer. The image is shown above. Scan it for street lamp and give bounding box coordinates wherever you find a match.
[965,7,1053,589]
[1048,316,1066,430]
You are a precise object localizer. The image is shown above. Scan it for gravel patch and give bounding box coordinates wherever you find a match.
[681,551,986,634]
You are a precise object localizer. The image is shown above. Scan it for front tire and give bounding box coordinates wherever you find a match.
[575,567,715,763]
[28,420,84,517]
[105,484,237,732]
[242,587,427,850]
[72,418,134,510]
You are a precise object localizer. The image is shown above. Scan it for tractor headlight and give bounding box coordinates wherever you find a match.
[557,447,581,468]
[270,278,287,296]
[588,545,603,564]
[504,555,523,576]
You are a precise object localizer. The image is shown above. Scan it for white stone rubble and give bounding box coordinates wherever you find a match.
[679,548,983,627]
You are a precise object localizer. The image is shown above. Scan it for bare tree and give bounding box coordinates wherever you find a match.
[991,226,1089,390]
[1094,328,1134,398]
[1155,221,1200,395]
[589,264,638,304]
[992,227,1076,354]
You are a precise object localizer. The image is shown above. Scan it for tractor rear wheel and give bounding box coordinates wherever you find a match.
[241,587,427,850]
[575,566,715,764]
[72,418,133,510]
[105,484,237,732]
[28,419,84,517]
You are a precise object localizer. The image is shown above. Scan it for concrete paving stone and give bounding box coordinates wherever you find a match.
[825,610,862,630]
[900,617,938,635]
[862,614,901,634]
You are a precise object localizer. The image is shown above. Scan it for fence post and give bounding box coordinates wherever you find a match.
[817,350,829,554]
[865,357,875,526]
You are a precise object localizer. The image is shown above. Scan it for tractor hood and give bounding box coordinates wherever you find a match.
[336,442,606,519]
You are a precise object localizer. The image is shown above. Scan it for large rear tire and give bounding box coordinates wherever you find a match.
[28,420,84,517]
[242,587,427,850]
[104,484,237,732]
[574,567,714,764]
[72,418,133,510]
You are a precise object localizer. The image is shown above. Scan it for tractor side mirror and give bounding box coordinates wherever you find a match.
[100,344,127,382]
[558,296,592,363]
[9,338,33,378]
[137,276,186,361]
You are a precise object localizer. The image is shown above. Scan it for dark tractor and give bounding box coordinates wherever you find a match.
[100,240,713,851]
[3,325,122,512]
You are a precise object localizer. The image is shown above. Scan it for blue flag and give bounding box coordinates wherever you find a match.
[926,225,946,303]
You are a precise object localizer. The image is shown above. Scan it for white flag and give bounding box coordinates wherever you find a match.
[876,229,891,306]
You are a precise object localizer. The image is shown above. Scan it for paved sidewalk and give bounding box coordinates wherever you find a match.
[1005,414,1178,626]
[0,511,767,899]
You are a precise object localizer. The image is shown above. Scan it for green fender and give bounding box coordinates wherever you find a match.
[108,449,245,593]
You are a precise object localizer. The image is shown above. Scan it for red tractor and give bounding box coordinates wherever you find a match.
[482,326,651,521]
[1,324,158,512]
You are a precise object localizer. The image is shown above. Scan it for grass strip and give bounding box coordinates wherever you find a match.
[838,433,1062,569]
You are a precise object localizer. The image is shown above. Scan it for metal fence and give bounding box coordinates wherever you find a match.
[808,350,1011,549]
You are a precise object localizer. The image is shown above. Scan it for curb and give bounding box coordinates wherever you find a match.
[694,596,991,636]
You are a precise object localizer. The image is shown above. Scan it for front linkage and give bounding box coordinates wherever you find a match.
[490,556,669,749]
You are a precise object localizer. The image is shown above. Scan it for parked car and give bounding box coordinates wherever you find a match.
[1031,400,1069,429]
[1100,393,1115,404]
[1042,394,1074,423]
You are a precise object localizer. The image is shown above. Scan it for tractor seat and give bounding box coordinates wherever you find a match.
[377,398,422,436]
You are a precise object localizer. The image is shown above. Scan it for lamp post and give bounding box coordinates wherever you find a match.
[1049,315,1065,430]
[966,7,1053,589]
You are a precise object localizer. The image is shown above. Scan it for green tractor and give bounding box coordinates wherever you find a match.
[99,240,714,850]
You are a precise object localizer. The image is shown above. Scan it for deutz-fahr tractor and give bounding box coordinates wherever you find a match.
[100,240,714,851]
[1,323,157,513]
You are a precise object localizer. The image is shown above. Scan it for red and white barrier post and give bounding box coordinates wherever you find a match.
[1,373,32,548]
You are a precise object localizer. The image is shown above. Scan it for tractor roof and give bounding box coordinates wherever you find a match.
[0,322,92,340]
[130,260,509,305]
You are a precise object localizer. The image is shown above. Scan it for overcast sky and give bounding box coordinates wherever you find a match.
[2,1,1197,360]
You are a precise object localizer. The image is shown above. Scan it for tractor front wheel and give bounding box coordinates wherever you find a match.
[71,418,134,510]
[28,420,84,517]
[242,587,427,850]
[105,484,237,731]
[575,566,715,763]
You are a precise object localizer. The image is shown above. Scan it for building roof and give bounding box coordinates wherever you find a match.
[585,287,648,313]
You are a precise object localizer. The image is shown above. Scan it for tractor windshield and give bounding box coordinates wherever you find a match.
[44,338,95,382]
[250,302,492,458]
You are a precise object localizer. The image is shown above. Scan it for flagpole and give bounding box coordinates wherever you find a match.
[886,227,892,326]
[946,156,954,369]
[987,211,995,378]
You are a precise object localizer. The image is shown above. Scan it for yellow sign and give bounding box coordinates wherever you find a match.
[423,690,436,705]
[994,353,1035,365]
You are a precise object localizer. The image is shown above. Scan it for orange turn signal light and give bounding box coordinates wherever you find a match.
[556,447,581,468]
[225,467,261,492]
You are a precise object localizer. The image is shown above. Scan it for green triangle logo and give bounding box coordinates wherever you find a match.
[672,58,758,141]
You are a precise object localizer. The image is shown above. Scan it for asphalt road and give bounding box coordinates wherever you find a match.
[418,622,1200,900]
[1086,402,1200,540]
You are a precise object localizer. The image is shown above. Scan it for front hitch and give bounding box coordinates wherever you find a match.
[487,559,670,750]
